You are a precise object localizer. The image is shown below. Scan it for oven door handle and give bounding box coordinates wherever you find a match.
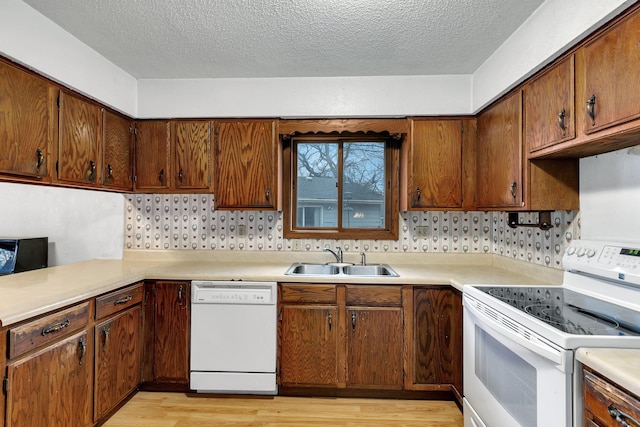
[465,297,566,369]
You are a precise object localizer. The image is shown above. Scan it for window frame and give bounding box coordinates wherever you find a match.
[282,132,400,240]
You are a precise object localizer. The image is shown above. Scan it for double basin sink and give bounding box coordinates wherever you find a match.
[285,262,399,277]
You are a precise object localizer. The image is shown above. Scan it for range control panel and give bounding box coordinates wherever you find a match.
[563,240,640,286]
[191,281,276,305]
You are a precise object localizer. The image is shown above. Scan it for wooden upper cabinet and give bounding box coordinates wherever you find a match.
[173,120,211,191]
[102,110,134,190]
[524,55,575,153]
[57,90,102,185]
[580,7,640,134]
[408,119,463,209]
[476,91,523,209]
[0,60,55,180]
[214,119,278,209]
[134,120,171,191]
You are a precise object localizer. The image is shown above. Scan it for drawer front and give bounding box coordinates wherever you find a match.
[280,284,337,303]
[9,302,90,359]
[346,285,402,306]
[583,368,640,427]
[96,282,143,320]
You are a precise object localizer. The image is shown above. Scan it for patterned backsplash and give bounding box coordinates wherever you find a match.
[125,194,580,269]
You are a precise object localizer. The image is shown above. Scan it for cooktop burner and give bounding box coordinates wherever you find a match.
[478,286,640,336]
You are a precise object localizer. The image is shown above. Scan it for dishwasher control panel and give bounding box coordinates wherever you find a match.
[191,281,276,305]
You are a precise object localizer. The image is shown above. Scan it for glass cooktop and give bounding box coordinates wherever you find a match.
[477,286,640,336]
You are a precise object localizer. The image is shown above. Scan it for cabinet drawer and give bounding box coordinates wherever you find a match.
[8,302,90,359]
[96,282,143,320]
[346,285,401,306]
[583,368,640,427]
[280,284,337,303]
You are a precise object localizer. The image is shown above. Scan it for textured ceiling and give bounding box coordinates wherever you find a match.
[22,0,545,79]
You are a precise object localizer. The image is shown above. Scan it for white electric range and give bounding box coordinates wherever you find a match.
[463,239,640,427]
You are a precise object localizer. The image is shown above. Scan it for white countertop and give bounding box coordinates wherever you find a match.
[577,348,640,397]
[0,250,563,327]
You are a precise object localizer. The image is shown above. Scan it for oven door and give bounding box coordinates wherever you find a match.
[463,294,573,427]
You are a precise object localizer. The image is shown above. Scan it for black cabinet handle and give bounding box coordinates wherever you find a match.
[78,339,87,365]
[586,94,596,126]
[416,187,421,201]
[265,188,270,201]
[351,312,356,332]
[106,163,113,181]
[42,319,70,336]
[609,404,640,427]
[36,148,44,173]
[102,327,110,350]
[178,169,183,184]
[510,182,517,200]
[114,295,132,305]
[159,169,164,183]
[88,160,96,182]
[328,312,332,331]
[178,285,183,306]
[557,108,566,133]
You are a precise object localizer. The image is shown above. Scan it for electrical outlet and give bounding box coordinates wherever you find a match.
[415,226,429,238]
[293,240,302,251]
[238,224,246,237]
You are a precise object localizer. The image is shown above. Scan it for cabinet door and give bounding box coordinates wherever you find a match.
[215,120,277,209]
[279,305,339,386]
[409,119,462,209]
[525,55,575,152]
[582,8,640,134]
[102,110,134,190]
[476,91,523,209]
[134,120,171,191]
[94,305,141,422]
[0,60,54,179]
[153,281,190,385]
[6,330,92,427]
[58,90,101,185]
[412,288,462,394]
[346,307,403,389]
[174,120,211,191]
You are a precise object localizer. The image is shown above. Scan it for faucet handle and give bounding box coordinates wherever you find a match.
[360,251,366,266]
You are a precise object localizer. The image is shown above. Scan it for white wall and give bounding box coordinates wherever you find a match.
[472,0,635,111]
[580,146,640,243]
[137,75,472,118]
[0,183,125,265]
[0,0,137,116]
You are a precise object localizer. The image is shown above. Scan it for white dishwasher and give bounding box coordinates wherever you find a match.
[190,280,277,394]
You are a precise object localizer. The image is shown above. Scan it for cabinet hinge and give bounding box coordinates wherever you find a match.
[3,377,8,393]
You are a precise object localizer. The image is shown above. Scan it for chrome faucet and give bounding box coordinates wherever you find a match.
[360,251,366,266]
[324,246,343,263]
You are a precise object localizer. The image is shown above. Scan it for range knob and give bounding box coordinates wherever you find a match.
[577,247,586,257]
[566,246,576,256]
[587,249,597,258]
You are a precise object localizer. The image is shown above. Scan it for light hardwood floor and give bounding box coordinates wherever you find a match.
[103,392,463,427]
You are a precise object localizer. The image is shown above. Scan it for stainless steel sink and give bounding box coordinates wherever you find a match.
[343,264,398,277]
[285,263,398,277]
[285,263,340,276]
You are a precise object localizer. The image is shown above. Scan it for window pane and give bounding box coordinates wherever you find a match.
[296,142,338,228]
[342,142,385,229]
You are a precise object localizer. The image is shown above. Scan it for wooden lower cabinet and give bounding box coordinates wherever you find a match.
[279,305,340,386]
[141,280,191,389]
[583,367,640,427]
[346,306,403,389]
[410,287,463,399]
[94,305,141,422]
[6,330,93,427]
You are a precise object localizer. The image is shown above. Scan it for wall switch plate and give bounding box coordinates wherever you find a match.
[293,240,302,251]
[238,224,246,236]
[415,226,429,238]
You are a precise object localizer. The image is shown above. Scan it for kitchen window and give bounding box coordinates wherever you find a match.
[283,133,400,240]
